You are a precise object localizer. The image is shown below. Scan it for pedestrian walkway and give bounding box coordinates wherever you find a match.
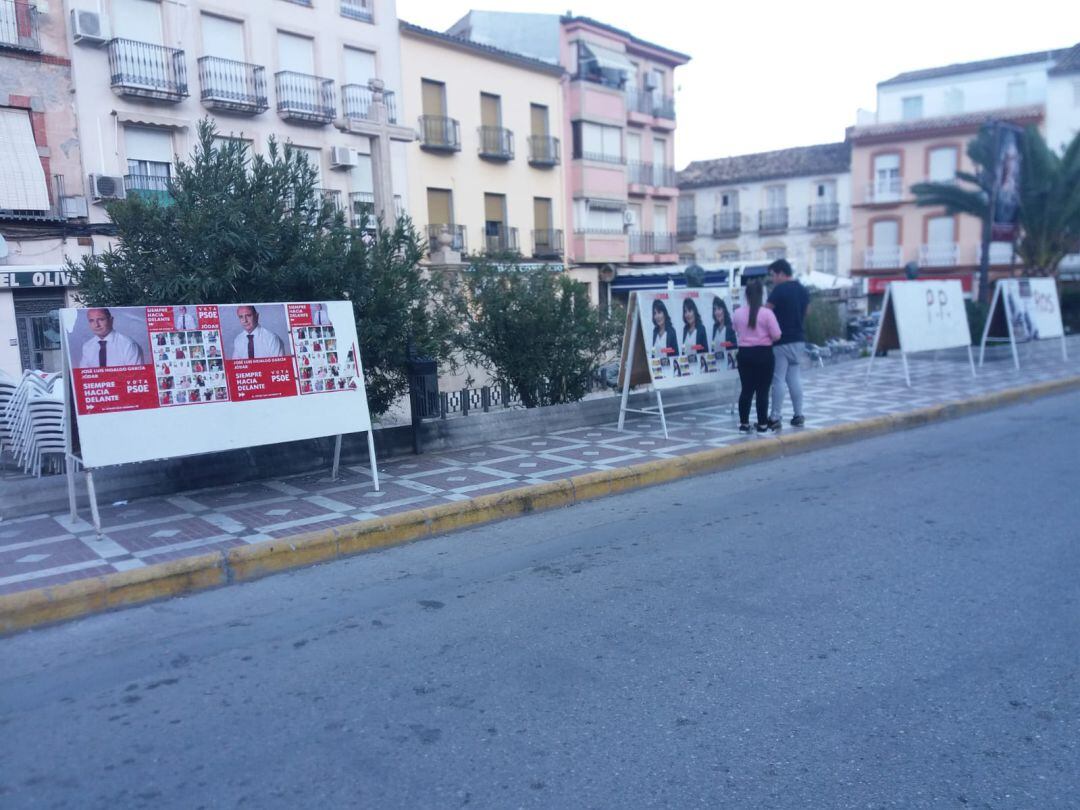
[2,340,1077,596]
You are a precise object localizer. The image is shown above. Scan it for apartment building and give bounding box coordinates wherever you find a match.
[66,0,413,248]
[677,142,852,279]
[447,12,690,302]
[0,1,92,376]
[849,43,1080,298]
[398,21,566,268]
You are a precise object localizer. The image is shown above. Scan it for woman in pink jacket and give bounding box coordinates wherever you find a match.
[732,280,782,433]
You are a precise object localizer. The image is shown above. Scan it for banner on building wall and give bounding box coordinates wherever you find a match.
[60,300,372,468]
[619,289,738,391]
[991,124,1024,243]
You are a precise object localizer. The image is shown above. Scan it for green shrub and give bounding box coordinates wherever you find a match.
[805,295,844,345]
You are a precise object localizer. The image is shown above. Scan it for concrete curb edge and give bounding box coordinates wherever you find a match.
[3,374,1078,635]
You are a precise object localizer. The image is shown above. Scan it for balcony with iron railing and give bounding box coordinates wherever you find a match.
[108,39,188,102]
[628,232,652,254]
[865,178,903,204]
[124,174,172,205]
[198,56,267,114]
[532,229,564,259]
[426,223,467,255]
[919,243,959,267]
[484,224,519,255]
[677,216,697,240]
[628,161,652,187]
[625,87,676,120]
[0,0,39,52]
[808,202,840,230]
[759,207,789,234]
[652,165,676,189]
[527,135,560,168]
[275,71,335,124]
[478,126,514,161]
[0,174,80,222]
[342,84,398,124]
[350,191,375,229]
[340,0,374,22]
[628,231,675,255]
[864,246,903,269]
[987,243,1016,265]
[419,116,461,153]
[316,188,344,213]
[713,211,741,237]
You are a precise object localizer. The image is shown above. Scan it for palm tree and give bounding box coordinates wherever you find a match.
[912,126,1080,303]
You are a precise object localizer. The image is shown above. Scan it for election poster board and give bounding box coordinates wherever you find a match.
[617,289,737,436]
[868,280,975,387]
[623,289,737,390]
[61,300,372,469]
[979,278,1067,369]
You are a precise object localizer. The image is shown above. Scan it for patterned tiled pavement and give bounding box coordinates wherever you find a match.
[1,340,1077,596]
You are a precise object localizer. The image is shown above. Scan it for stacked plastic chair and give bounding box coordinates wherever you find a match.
[3,371,66,476]
[0,369,17,456]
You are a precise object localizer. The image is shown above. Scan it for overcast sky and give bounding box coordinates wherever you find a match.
[396,0,1075,168]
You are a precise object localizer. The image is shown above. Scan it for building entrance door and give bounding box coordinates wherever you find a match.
[14,289,64,372]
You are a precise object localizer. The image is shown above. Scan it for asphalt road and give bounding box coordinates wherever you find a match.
[2,392,1079,809]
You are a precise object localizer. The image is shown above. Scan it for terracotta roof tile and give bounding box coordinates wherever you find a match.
[677,142,850,189]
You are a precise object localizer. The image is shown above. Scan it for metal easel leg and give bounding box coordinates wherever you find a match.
[66,454,78,525]
[331,434,343,480]
[656,390,669,439]
[85,469,102,535]
[366,430,380,492]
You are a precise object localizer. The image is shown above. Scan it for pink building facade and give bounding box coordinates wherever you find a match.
[446,12,689,301]
[560,16,688,281]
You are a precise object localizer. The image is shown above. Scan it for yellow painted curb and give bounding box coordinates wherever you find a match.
[104,551,228,609]
[3,372,1079,636]
[227,531,339,582]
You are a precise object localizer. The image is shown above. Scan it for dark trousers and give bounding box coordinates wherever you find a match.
[737,346,775,426]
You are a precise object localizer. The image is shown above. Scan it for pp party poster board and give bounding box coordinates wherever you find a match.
[877,280,971,354]
[624,289,737,391]
[61,301,372,468]
[988,278,1065,342]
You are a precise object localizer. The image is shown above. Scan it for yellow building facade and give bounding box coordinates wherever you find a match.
[399,23,568,266]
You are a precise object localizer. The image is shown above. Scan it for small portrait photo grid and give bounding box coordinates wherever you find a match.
[290,324,359,395]
[151,328,229,406]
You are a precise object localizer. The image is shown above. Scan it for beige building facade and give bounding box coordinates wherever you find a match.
[399,22,567,269]
[66,0,413,242]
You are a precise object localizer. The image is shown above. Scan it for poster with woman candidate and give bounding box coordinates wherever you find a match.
[633,289,737,390]
[61,301,373,469]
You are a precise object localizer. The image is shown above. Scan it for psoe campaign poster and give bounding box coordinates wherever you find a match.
[634,289,736,389]
[1002,278,1064,341]
[61,301,372,469]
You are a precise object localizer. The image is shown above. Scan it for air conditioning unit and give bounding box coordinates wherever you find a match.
[330,147,357,168]
[643,73,659,90]
[89,174,126,203]
[62,196,89,219]
[71,9,110,45]
[623,208,637,226]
